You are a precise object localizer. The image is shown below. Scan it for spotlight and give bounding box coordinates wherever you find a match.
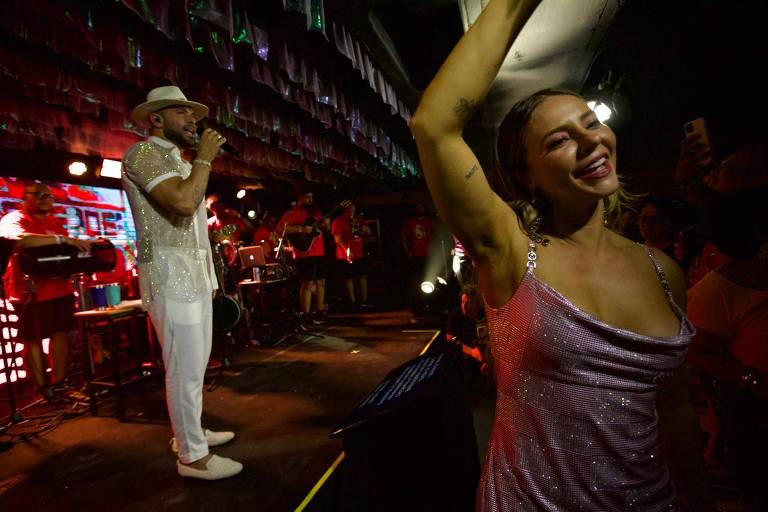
[236,189,246,199]
[452,254,462,274]
[587,101,612,123]
[68,161,88,176]
[99,159,122,179]
[247,210,256,219]
[436,276,448,285]
[420,281,435,294]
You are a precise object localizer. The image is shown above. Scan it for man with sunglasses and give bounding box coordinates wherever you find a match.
[0,182,92,398]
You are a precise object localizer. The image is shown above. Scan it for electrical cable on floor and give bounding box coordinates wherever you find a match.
[1,386,90,442]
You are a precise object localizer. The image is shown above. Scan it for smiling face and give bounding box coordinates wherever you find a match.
[153,105,197,148]
[519,95,619,210]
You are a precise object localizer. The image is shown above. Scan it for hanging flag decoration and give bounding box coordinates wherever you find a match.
[0,0,420,181]
[306,0,326,36]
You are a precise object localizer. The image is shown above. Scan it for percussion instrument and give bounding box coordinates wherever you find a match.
[19,239,116,279]
[211,227,244,331]
[213,294,241,331]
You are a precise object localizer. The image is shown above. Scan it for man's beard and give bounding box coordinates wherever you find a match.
[164,126,195,149]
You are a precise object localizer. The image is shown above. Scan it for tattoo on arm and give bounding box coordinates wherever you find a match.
[465,164,478,180]
[191,171,211,205]
[453,97,479,121]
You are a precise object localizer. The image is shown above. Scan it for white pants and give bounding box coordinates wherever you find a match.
[149,296,212,463]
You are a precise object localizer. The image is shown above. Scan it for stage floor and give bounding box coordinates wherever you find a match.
[0,310,474,511]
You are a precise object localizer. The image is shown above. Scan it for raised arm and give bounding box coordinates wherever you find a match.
[410,0,539,262]
[149,128,226,217]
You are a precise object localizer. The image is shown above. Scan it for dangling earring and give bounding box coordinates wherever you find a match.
[528,216,550,246]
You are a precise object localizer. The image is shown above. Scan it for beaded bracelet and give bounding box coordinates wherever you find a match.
[193,159,211,167]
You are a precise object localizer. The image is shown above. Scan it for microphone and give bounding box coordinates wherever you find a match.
[196,126,241,157]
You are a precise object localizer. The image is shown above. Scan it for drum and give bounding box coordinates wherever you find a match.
[19,239,117,279]
[213,294,241,331]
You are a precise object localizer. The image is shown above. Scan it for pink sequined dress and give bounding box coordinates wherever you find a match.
[478,241,694,511]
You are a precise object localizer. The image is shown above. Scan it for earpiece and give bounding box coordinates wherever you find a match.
[151,114,162,124]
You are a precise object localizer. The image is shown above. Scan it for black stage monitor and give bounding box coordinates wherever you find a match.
[323,341,480,512]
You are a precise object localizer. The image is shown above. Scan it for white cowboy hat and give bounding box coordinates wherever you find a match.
[130,85,208,127]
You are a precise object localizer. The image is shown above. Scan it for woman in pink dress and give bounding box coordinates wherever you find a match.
[410,0,699,509]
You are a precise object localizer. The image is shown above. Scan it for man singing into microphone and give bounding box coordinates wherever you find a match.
[122,86,242,480]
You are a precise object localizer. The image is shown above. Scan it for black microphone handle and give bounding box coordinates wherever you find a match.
[196,126,241,157]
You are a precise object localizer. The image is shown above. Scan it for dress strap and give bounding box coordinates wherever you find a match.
[526,238,538,270]
[641,245,675,303]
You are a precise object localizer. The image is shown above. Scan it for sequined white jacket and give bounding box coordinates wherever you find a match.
[122,137,217,308]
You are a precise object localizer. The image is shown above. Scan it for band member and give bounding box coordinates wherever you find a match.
[252,214,279,259]
[123,85,242,480]
[206,198,240,267]
[206,195,253,244]
[277,190,327,321]
[331,201,372,308]
[0,183,92,398]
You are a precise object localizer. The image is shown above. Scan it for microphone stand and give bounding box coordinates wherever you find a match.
[269,224,323,346]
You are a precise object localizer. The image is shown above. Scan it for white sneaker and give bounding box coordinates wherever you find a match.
[204,429,235,447]
[170,429,235,454]
[177,454,243,480]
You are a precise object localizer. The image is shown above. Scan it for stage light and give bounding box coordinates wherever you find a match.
[99,159,122,179]
[436,276,448,285]
[247,210,256,219]
[420,281,435,294]
[68,161,88,176]
[452,254,462,274]
[236,189,246,199]
[587,100,612,123]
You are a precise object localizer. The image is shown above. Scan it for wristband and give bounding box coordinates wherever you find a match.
[193,159,211,167]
